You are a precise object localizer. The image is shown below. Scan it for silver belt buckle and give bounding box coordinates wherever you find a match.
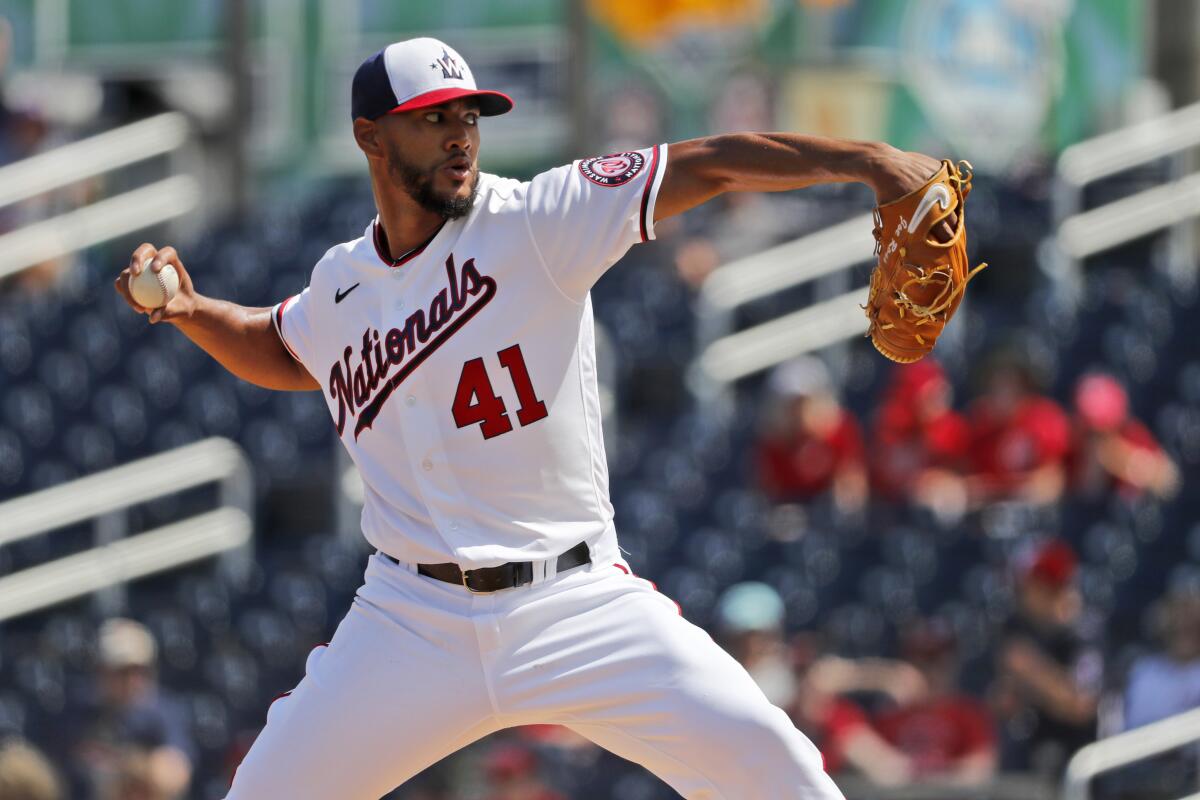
[461,568,488,594]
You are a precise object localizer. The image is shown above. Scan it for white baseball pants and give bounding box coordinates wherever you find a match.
[225,552,844,800]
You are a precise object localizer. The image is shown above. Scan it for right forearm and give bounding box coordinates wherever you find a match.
[170,294,318,391]
[116,242,319,391]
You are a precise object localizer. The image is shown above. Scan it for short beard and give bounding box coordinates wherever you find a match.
[386,146,478,220]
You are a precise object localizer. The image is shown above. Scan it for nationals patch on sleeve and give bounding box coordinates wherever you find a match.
[578,151,646,187]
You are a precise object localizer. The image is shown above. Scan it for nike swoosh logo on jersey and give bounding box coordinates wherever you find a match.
[327,254,498,439]
[335,283,361,303]
[907,183,953,234]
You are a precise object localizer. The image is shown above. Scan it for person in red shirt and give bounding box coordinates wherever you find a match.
[966,354,1071,507]
[1070,372,1179,500]
[756,356,867,511]
[788,634,925,785]
[871,359,971,520]
[872,620,997,786]
[482,742,565,800]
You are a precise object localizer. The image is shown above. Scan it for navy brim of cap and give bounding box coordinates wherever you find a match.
[387,87,513,117]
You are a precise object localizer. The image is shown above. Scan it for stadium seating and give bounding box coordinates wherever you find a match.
[1,175,1197,799]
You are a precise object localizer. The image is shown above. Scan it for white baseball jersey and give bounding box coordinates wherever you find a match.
[272,144,668,567]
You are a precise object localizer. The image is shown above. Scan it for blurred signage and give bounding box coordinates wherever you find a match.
[900,0,1072,173]
[0,0,33,67]
[589,0,1143,176]
[358,0,562,31]
[65,0,226,48]
[587,0,769,46]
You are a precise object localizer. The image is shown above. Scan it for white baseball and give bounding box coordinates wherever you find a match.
[128,261,180,309]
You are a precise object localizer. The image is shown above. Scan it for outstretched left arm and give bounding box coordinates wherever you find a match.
[654,133,944,222]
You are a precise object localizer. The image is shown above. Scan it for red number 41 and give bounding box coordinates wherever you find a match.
[452,344,549,439]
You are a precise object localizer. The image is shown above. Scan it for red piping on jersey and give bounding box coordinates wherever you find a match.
[274,295,302,361]
[613,562,681,615]
[373,217,446,268]
[268,642,326,708]
[638,144,661,243]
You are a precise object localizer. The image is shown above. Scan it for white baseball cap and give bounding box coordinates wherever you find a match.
[98,618,157,669]
[351,37,513,122]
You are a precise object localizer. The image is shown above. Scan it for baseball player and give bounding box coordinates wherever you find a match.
[115,38,946,799]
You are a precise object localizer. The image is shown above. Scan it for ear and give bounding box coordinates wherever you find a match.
[353,117,384,159]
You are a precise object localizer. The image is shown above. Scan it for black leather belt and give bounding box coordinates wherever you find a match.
[384,541,591,593]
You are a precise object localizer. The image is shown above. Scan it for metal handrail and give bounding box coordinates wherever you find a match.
[694,288,868,388]
[1062,706,1200,800]
[690,215,876,404]
[0,175,200,279]
[1049,101,1200,301]
[0,111,197,279]
[1058,172,1200,259]
[1057,101,1200,188]
[0,509,252,623]
[0,438,254,621]
[698,214,874,312]
[0,437,251,548]
[0,112,190,209]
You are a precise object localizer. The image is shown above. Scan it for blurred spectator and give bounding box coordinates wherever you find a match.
[1100,587,1200,800]
[482,743,565,800]
[0,18,49,170]
[992,540,1102,775]
[966,353,1071,507]
[51,618,194,800]
[672,236,720,290]
[1123,587,1200,730]
[756,356,867,512]
[1071,372,1179,501]
[102,749,173,800]
[714,582,796,708]
[789,635,923,786]
[871,620,997,786]
[0,737,63,800]
[870,359,970,521]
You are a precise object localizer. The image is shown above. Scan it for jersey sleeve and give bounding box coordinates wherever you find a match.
[271,287,318,376]
[524,143,668,302]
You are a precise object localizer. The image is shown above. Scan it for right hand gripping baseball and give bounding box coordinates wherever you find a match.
[115,243,198,324]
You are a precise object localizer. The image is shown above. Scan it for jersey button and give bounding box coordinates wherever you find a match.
[406,395,416,407]
[421,458,433,471]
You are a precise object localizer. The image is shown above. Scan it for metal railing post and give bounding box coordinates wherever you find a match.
[93,511,128,617]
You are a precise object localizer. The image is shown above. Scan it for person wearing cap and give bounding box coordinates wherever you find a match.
[965,350,1072,508]
[714,586,931,788]
[870,359,971,521]
[992,540,1103,775]
[756,356,868,512]
[114,35,953,800]
[48,619,194,800]
[1070,371,1178,500]
[715,581,798,708]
